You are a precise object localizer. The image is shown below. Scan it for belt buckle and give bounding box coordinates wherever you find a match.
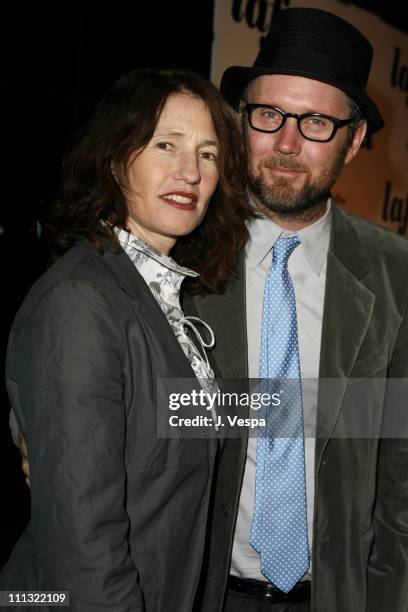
[263,583,283,603]
[263,589,274,602]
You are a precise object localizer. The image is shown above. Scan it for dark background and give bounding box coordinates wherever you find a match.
[1,1,407,568]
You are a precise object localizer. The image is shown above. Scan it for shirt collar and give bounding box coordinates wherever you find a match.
[246,199,332,276]
[115,227,198,278]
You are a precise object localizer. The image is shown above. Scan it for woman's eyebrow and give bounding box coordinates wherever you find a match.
[153,131,218,146]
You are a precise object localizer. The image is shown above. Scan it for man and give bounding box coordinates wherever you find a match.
[188,8,408,612]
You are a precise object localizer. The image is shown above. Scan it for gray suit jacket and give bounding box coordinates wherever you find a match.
[186,205,408,612]
[0,242,217,611]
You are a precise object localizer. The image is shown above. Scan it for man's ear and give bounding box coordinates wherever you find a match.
[345,120,367,165]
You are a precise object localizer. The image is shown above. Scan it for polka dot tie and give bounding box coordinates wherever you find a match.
[250,234,309,593]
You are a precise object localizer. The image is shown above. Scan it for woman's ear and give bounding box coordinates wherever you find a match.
[110,160,120,185]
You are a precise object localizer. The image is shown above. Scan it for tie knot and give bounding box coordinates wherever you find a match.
[272,235,300,265]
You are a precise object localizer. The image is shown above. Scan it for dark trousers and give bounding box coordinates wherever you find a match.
[224,589,311,612]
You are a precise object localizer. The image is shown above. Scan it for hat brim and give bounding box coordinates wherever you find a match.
[221,65,384,135]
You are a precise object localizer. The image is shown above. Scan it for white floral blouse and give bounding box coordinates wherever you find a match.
[116,228,219,400]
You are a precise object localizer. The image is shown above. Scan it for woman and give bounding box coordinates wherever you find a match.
[0,69,251,611]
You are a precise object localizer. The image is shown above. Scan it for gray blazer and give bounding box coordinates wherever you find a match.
[186,205,408,612]
[0,242,217,611]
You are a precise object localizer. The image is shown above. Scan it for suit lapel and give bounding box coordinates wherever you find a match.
[102,245,220,453]
[315,206,375,467]
[190,253,248,379]
[102,247,198,380]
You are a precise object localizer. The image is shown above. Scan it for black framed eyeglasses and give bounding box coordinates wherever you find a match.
[244,104,353,142]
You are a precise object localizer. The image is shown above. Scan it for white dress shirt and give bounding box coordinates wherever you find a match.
[230,201,331,581]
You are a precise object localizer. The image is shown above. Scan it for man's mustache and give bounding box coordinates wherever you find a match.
[260,157,308,173]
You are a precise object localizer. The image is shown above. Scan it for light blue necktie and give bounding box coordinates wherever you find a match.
[250,234,309,593]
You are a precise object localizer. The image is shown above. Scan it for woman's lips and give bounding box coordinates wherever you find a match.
[160,191,198,210]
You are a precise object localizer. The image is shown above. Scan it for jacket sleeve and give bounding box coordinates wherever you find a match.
[367,297,408,612]
[8,280,144,611]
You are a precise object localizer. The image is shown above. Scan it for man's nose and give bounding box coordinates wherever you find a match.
[174,154,201,184]
[272,118,302,155]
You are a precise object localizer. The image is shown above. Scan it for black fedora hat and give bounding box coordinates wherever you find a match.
[220,7,384,135]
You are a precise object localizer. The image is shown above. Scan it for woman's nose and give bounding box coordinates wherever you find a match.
[174,154,201,184]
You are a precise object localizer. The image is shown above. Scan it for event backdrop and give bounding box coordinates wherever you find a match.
[211,0,408,236]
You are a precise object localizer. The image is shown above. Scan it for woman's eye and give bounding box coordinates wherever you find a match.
[200,151,217,161]
[156,142,173,151]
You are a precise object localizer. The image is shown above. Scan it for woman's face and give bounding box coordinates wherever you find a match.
[124,92,219,254]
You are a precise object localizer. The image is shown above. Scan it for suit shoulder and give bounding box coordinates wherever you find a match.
[41,242,119,285]
[12,243,122,328]
[342,211,408,259]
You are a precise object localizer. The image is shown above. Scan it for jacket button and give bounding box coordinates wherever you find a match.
[221,504,230,517]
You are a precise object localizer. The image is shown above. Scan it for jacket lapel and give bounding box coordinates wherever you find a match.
[315,206,375,467]
[189,253,248,379]
[102,247,198,380]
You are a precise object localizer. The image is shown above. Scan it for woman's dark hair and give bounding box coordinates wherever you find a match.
[44,68,253,294]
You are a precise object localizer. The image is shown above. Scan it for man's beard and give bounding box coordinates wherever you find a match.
[248,139,350,218]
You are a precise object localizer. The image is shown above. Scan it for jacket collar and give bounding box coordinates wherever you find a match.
[327,204,372,281]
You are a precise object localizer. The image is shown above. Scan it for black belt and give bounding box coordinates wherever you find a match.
[228,575,311,604]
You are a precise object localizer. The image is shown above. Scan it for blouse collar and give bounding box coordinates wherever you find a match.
[115,227,199,279]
